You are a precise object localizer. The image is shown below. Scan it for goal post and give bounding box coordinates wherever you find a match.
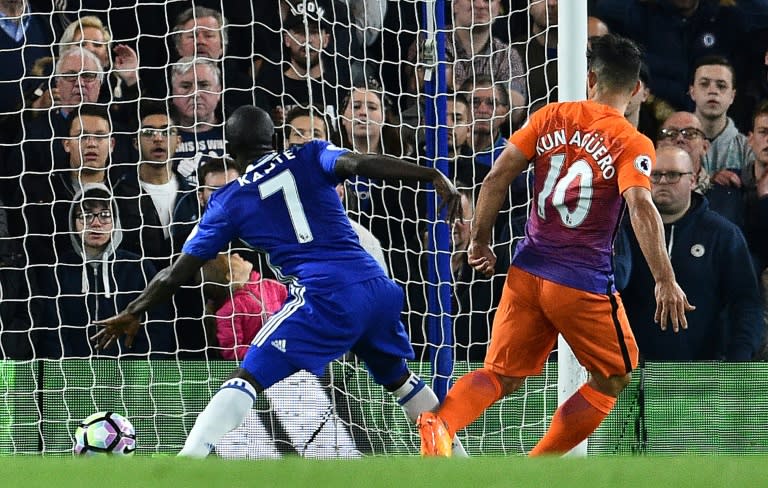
[556,0,590,457]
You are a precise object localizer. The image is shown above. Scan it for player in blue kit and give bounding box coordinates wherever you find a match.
[92,105,466,457]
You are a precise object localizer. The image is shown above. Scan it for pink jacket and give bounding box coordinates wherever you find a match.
[215,271,288,360]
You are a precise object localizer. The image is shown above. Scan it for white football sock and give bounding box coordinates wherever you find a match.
[391,373,468,457]
[178,378,257,458]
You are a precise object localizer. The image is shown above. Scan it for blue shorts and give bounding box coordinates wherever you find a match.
[241,276,414,389]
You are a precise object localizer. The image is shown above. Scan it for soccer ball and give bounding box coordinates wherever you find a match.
[74,411,136,456]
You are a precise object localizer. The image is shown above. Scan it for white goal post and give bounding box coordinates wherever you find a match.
[556,0,590,458]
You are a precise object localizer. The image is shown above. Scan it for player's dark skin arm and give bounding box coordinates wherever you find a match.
[90,253,205,349]
[335,153,463,223]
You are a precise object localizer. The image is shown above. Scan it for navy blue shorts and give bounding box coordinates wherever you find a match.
[241,276,414,389]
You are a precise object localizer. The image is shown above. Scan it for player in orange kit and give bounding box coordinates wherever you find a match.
[419,33,694,457]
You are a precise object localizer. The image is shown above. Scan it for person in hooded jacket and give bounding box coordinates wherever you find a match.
[614,146,763,361]
[32,183,175,358]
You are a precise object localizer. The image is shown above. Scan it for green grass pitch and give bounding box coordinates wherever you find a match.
[2,455,766,488]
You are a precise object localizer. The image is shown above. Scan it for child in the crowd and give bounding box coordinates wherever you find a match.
[201,252,287,360]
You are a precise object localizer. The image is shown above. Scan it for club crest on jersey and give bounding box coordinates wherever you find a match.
[634,155,652,176]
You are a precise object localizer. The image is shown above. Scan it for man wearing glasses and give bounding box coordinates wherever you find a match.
[615,145,763,361]
[33,183,175,358]
[657,113,710,193]
[117,101,196,271]
[656,111,744,226]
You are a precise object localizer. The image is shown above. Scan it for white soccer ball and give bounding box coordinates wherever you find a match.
[73,411,137,456]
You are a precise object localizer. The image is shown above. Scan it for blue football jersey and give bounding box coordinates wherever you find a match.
[182,140,387,289]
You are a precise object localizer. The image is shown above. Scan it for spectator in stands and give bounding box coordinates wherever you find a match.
[0,0,54,116]
[615,146,763,361]
[4,47,104,198]
[451,185,503,362]
[461,75,512,167]
[741,101,768,274]
[172,6,256,117]
[58,15,140,128]
[690,55,754,185]
[171,157,240,250]
[170,57,225,185]
[33,183,174,358]
[255,2,340,135]
[116,101,196,270]
[654,110,743,226]
[741,29,768,130]
[252,0,357,86]
[461,75,529,240]
[657,112,711,193]
[405,0,526,115]
[442,92,483,186]
[339,77,403,210]
[402,91,479,184]
[595,0,749,118]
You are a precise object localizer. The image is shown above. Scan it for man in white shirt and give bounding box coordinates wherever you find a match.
[118,101,195,270]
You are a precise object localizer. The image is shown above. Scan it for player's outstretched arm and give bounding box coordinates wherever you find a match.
[623,186,695,332]
[468,142,529,277]
[335,153,462,222]
[91,253,205,349]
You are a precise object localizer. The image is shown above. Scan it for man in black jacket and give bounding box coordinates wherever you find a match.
[615,145,763,361]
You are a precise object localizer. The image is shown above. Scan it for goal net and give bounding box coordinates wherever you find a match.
[0,0,569,457]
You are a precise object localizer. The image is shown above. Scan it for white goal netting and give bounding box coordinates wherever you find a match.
[0,0,579,457]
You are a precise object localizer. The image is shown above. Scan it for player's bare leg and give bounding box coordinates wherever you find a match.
[178,368,264,458]
[529,371,631,456]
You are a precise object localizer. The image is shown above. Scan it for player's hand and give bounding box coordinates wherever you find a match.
[432,171,462,223]
[90,311,142,350]
[468,240,496,277]
[653,280,695,332]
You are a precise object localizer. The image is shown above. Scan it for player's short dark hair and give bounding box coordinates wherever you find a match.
[138,100,178,127]
[225,105,275,157]
[66,103,111,134]
[691,54,736,88]
[197,157,239,188]
[587,33,643,94]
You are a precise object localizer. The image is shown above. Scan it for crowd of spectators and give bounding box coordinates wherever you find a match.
[1,0,767,362]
